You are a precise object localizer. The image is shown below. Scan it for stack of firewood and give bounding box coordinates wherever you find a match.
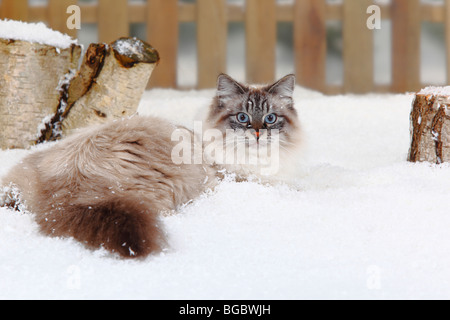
[0,31,159,150]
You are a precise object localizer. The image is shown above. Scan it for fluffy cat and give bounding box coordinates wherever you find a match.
[0,74,301,259]
[204,73,301,180]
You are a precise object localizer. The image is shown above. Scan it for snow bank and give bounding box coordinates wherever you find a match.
[2,88,450,300]
[419,86,450,96]
[0,19,77,49]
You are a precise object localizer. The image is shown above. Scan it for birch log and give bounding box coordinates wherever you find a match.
[408,87,450,164]
[0,39,81,149]
[59,37,160,136]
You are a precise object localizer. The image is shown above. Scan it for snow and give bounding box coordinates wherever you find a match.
[2,87,450,300]
[0,19,77,49]
[419,86,450,96]
[111,37,143,57]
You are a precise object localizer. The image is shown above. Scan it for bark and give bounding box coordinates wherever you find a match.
[408,92,450,164]
[0,39,81,149]
[1,36,159,149]
[60,37,160,136]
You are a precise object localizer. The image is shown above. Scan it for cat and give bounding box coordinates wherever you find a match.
[204,73,301,181]
[0,73,301,259]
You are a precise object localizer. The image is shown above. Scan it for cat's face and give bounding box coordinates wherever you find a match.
[205,74,301,176]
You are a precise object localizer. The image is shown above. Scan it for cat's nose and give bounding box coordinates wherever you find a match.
[251,130,261,140]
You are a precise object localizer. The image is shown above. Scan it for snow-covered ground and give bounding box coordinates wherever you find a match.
[2,87,450,300]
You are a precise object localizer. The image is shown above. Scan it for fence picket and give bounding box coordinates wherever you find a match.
[446,0,450,84]
[48,0,78,39]
[147,0,178,88]
[98,0,129,44]
[1,0,28,21]
[245,0,276,84]
[0,0,448,92]
[391,0,421,93]
[343,0,374,93]
[294,0,326,92]
[197,0,227,89]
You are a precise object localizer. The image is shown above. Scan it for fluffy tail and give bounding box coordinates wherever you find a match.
[36,195,167,259]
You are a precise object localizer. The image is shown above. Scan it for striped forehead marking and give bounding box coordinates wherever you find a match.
[245,92,271,114]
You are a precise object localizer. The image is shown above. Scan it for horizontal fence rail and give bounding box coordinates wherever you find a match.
[0,0,450,94]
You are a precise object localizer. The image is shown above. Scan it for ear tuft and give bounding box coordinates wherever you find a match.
[267,74,296,98]
[217,74,248,99]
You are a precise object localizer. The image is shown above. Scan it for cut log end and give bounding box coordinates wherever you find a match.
[408,87,450,164]
[60,37,159,136]
[111,37,160,68]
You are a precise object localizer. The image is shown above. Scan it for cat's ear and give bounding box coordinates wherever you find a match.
[216,74,248,100]
[267,74,296,98]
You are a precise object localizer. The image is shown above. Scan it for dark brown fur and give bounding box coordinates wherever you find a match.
[36,194,165,258]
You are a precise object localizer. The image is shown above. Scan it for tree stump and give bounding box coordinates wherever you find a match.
[408,87,450,164]
[0,39,81,149]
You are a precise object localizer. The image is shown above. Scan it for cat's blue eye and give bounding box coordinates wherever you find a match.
[236,113,250,123]
[264,114,278,124]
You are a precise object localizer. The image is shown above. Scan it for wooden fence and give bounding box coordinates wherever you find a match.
[0,0,449,94]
